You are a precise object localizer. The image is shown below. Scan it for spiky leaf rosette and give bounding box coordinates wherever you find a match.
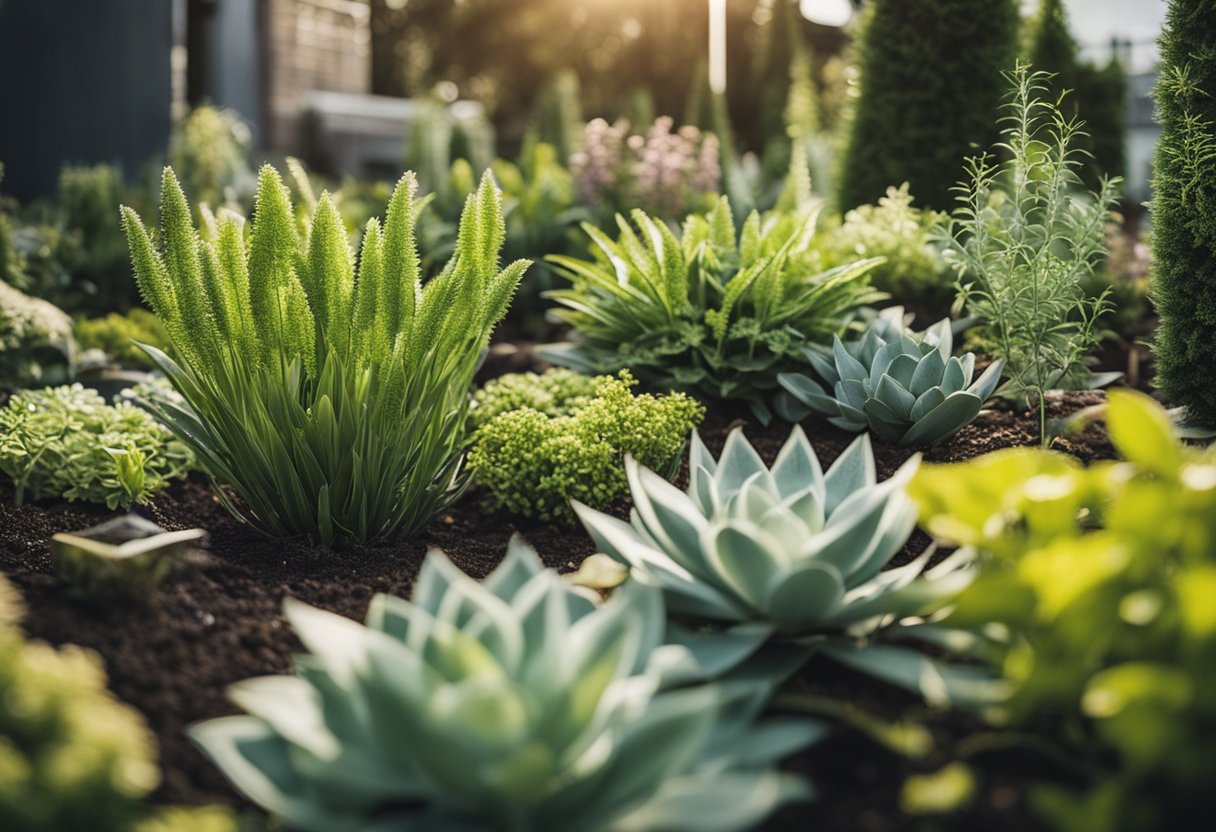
[190,537,818,832]
[540,196,884,424]
[575,427,986,701]
[776,308,1003,446]
[122,166,528,545]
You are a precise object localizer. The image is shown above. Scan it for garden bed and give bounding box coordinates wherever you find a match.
[0,389,1114,831]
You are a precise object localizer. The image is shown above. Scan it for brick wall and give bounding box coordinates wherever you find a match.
[265,0,371,152]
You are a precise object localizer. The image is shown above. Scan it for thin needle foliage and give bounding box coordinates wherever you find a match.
[938,65,1119,444]
[122,166,527,546]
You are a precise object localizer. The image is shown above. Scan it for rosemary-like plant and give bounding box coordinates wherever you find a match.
[122,166,527,545]
[939,65,1119,444]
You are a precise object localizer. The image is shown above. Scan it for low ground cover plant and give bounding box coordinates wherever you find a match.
[468,370,703,524]
[123,165,527,545]
[939,65,1119,444]
[776,309,1003,446]
[911,390,1216,830]
[190,537,816,832]
[542,195,883,423]
[576,427,990,702]
[469,367,597,429]
[0,278,75,389]
[0,384,192,509]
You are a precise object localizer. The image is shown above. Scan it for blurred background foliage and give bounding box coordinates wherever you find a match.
[369,0,850,157]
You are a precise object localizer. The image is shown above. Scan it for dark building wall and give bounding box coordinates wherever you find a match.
[0,0,173,200]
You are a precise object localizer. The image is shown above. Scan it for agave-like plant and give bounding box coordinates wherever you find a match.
[123,166,526,545]
[575,427,983,698]
[190,537,818,832]
[539,194,884,424]
[776,309,1003,446]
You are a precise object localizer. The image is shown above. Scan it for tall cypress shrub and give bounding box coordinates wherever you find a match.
[836,0,1018,212]
[1153,1,1216,427]
[1024,0,1126,189]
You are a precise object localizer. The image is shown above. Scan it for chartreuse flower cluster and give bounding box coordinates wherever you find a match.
[190,537,817,832]
[541,194,884,423]
[0,575,236,832]
[575,427,991,702]
[0,384,193,509]
[122,165,527,545]
[911,390,1216,831]
[468,370,703,524]
[777,309,1003,446]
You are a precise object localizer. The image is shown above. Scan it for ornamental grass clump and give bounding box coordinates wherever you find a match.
[190,537,815,832]
[776,309,1003,446]
[542,195,883,423]
[122,166,527,545]
[0,384,192,509]
[468,370,704,524]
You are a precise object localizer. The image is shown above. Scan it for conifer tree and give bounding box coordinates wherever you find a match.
[1153,0,1216,426]
[836,0,1019,212]
[1024,0,1126,188]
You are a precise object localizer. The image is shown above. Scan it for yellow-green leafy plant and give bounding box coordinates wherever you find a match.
[74,309,171,370]
[0,385,192,509]
[190,537,817,831]
[468,371,704,524]
[576,427,994,702]
[911,389,1216,831]
[122,166,527,545]
[469,367,597,430]
[541,195,884,423]
[0,575,237,832]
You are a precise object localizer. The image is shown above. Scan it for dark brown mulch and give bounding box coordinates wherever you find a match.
[0,390,1117,830]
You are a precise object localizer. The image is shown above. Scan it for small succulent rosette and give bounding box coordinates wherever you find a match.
[776,309,1003,446]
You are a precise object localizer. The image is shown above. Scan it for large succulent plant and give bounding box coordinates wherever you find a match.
[190,537,816,832]
[575,427,983,698]
[776,309,1003,446]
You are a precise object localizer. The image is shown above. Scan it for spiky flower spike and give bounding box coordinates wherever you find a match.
[122,166,528,545]
[190,537,817,831]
